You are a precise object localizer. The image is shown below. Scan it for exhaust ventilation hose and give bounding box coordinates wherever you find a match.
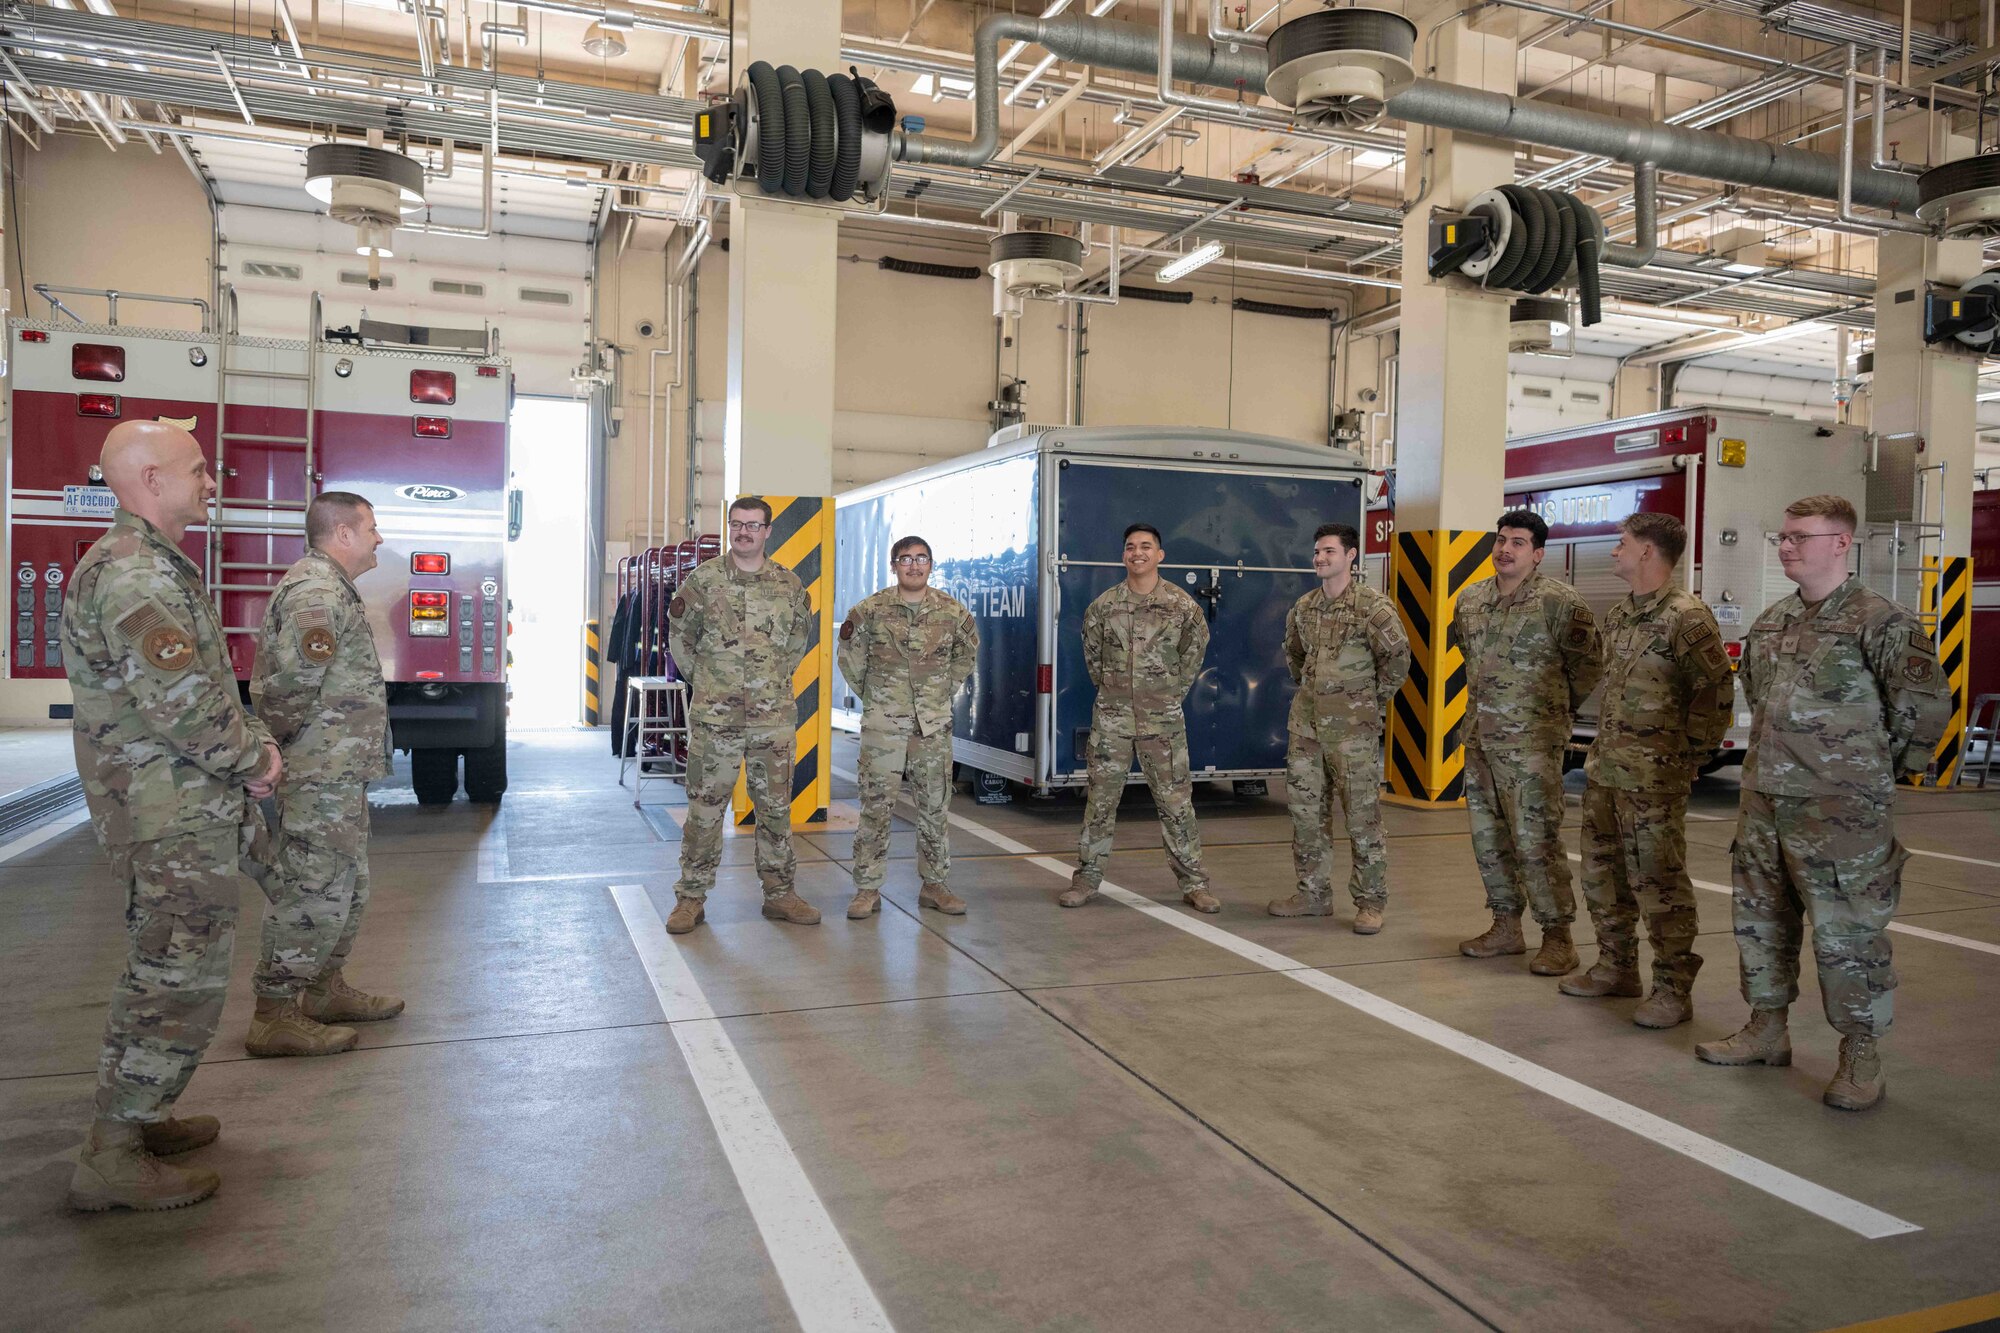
[1472,185,1604,328]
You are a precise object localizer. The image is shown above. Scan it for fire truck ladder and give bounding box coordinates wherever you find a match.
[206,288,321,636]
[1887,460,1949,636]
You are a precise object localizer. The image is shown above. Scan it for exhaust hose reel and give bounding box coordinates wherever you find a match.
[1429,185,1605,328]
[693,63,896,204]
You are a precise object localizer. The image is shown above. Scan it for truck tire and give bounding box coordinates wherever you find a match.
[463,722,508,804]
[412,747,459,806]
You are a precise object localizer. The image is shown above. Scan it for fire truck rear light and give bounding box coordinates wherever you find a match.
[1036,664,1053,693]
[72,343,126,382]
[411,552,451,574]
[1725,640,1743,658]
[411,591,449,608]
[410,370,457,404]
[415,670,445,680]
[1663,424,1688,445]
[77,394,121,418]
[413,415,453,439]
[21,329,49,343]
[412,606,446,620]
[477,365,500,378]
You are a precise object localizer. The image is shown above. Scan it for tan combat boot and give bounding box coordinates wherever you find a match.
[665,898,705,935]
[245,995,360,1057]
[1632,987,1694,1029]
[1182,886,1222,914]
[142,1115,220,1157]
[1058,874,1098,908]
[761,891,822,925]
[846,889,881,920]
[919,883,967,915]
[1694,1007,1792,1066]
[1824,1034,1886,1111]
[301,968,405,1023]
[1530,924,1579,976]
[69,1121,220,1212]
[1352,904,1384,935]
[1459,913,1526,958]
[1559,956,1643,999]
[1267,891,1335,918]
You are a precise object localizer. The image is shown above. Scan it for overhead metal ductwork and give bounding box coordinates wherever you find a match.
[1262,9,1417,128]
[989,231,1087,300]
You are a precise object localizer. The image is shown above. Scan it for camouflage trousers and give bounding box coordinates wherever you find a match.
[1731,789,1905,1036]
[1463,744,1575,926]
[852,728,952,893]
[1286,730,1388,906]
[1578,785,1701,992]
[677,723,795,901]
[254,783,371,999]
[1075,722,1207,893]
[95,818,261,1124]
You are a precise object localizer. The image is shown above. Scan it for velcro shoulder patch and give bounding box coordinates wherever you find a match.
[669,595,687,617]
[111,597,177,642]
[1677,619,1718,650]
[300,626,337,664]
[296,605,333,630]
[839,618,855,641]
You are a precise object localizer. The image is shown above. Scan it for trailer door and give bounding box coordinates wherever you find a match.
[1052,460,1362,782]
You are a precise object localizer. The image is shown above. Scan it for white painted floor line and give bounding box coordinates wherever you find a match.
[475,811,510,882]
[1639,812,2000,871]
[932,808,1921,1240]
[0,807,90,867]
[609,885,895,1333]
[1563,852,2000,958]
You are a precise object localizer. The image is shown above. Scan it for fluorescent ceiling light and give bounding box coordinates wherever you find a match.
[911,73,934,95]
[1351,149,1399,170]
[1157,240,1224,284]
[1720,260,1764,275]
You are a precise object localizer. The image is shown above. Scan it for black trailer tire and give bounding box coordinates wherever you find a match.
[463,724,508,804]
[412,747,459,805]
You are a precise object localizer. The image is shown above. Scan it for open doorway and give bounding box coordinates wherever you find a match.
[506,396,590,727]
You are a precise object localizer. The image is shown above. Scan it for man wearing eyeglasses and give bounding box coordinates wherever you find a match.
[836,536,979,920]
[1696,494,1949,1112]
[664,497,817,934]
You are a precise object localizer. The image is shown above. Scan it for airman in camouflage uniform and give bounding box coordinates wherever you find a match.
[1559,513,1732,1027]
[837,535,979,920]
[1270,524,1409,933]
[1697,495,1950,1112]
[1454,509,1603,976]
[246,492,402,1059]
[665,497,816,934]
[1060,523,1219,914]
[61,420,284,1212]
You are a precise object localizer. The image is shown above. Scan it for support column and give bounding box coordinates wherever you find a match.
[1874,230,1978,787]
[1385,4,1515,808]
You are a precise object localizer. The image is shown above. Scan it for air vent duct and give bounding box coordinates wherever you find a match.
[1916,154,2000,237]
[1265,8,1418,127]
[305,142,425,265]
[988,231,1085,299]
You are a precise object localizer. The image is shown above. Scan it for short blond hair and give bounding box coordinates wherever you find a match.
[1783,494,1858,533]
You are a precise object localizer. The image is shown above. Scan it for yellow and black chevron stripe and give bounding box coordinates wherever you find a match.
[583,618,601,727]
[733,495,835,826]
[1385,529,1495,807]
[1909,555,1971,789]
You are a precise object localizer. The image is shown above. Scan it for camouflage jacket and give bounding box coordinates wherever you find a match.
[1083,580,1209,737]
[61,509,272,846]
[1584,585,1733,792]
[837,586,979,738]
[1741,576,1951,802]
[668,555,814,728]
[1283,579,1409,739]
[1454,570,1604,752]
[250,548,389,788]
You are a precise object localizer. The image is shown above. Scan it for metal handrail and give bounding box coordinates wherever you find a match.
[31,283,214,332]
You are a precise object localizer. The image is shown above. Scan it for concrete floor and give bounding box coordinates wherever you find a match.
[3,727,1997,1332]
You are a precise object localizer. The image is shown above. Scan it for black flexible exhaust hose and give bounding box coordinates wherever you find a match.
[802,69,837,199]
[1483,185,1603,327]
[747,62,785,197]
[877,256,983,280]
[1233,297,1334,319]
[775,66,811,196]
[828,73,863,202]
[1110,285,1194,304]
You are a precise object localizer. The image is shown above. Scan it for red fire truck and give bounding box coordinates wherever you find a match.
[7,286,514,804]
[1974,483,1998,712]
[1365,406,1877,768]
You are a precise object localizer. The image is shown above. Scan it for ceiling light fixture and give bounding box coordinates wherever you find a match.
[1351,148,1399,170]
[582,21,627,57]
[1157,240,1224,283]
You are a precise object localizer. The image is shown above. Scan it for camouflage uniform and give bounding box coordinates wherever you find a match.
[1732,576,1950,1036]
[837,587,978,893]
[1453,571,1603,925]
[62,509,274,1125]
[1074,581,1211,892]
[249,548,390,998]
[669,555,814,901]
[1580,586,1733,992]
[1282,581,1410,906]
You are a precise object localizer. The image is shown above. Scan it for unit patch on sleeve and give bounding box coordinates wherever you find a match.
[141,625,196,673]
[1562,606,1593,650]
[839,619,855,641]
[301,626,338,664]
[670,596,686,617]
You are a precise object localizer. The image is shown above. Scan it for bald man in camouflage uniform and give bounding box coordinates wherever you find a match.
[1455,509,1603,977]
[1270,523,1409,933]
[837,534,979,920]
[1560,513,1732,1028]
[1697,495,1950,1112]
[665,497,817,935]
[1059,522,1219,914]
[62,420,284,1212]
[246,491,402,1059]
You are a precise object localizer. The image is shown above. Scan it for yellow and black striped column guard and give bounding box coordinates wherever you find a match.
[732,495,834,826]
[1906,554,1971,789]
[582,619,601,727]
[1385,529,1494,808]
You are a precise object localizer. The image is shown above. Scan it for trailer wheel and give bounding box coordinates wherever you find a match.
[412,747,459,806]
[463,723,508,804]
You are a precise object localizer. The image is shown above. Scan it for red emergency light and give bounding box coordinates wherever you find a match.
[72,343,126,382]
[1036,664,1053,694]
[411,552,451,575]
[477,365,500,378]
[412,416,453,439]
[415,670,445,680]
[410,369,457,404]
[21,329,49,343]
[1725,640,1743,659]
[76,394,121,418]
[411,590,449,608]
[1662,424,1688,446]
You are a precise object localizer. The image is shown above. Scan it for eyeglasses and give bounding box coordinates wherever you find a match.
[727,520,768,533]
[892,554,933,568]
[1774,531,1844,549]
